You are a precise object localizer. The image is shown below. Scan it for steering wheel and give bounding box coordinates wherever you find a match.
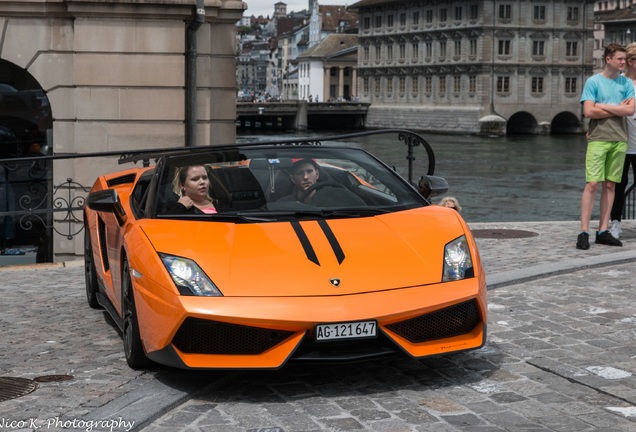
[299,181,346,203]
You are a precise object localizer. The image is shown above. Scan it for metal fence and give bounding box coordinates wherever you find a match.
[0,148,158,263]
[0,129,436,264]
[2,130,634,265]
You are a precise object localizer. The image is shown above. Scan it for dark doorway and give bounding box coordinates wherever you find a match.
[551,112,582,134]
[507,112,538,134]
[0,59,53,264]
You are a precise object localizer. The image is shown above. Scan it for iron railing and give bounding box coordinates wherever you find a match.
[0,129,436,263]
[3,128,636,265]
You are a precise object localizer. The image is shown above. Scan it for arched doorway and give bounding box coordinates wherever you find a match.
[551,111,582,134]
[0,59,53,264]
[507,112,538,134]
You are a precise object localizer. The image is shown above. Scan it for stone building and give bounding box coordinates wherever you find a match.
[297,33,358,101]
[0,0,244,261]
[595,0,636,72]
[349,0,594,135]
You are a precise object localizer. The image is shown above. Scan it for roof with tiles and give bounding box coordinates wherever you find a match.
[320,5,358,31]
[297,33,358,59]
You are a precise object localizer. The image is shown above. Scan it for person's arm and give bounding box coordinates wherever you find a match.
[596,98,634,117]
[583,98,634,119]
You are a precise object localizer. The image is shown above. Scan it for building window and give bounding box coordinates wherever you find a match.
[533,5,546,21]
[470,39,478,56]
[363,77,369,93]
[387,45,393,61]
[470,4,479,20]
[387,77,393,94]
[497,76,510,93]
[399,77,406,93]
[412,76,419,93]
[363,17,370,30]
[363,46,370,61]
[426,10,433,24]
[400,13,406,27]
[566,41,578,57]
[469,75,476,93]
[425,42,433,58]
[565,77,577,94]
[454,40,462,56]
[375,45,381,62]
[374,77,381,93]
[387,14,394,28]
[412,42,419,60]
[439,40,447,58]
[567,7,579,22]
[455,6,462,21]
[533,40,545,56]
[399,44,406,61]
[375,16,382,28]
[453,76,461,93]
[532,77,544,94]
[413,11,420,26]
[498,4,511,20]
[498,39,511,56]
[440,8,447,23]
[425,76,432,93]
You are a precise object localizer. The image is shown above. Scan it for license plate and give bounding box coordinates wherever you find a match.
[315,320,377,342]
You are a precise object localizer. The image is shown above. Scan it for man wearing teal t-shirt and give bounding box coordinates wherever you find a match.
[578,43,635,250]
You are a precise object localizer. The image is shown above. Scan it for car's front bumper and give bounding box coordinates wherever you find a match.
[135,275,487,370]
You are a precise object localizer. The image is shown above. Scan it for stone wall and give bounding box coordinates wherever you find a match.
[365,106,483,134]
[0,0,246,259]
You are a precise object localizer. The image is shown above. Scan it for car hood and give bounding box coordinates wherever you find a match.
[139,207,467,297]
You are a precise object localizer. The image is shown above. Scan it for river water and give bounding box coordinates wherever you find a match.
[237,130,589,223]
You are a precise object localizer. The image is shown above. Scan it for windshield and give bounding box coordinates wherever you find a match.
[153,146,425,220]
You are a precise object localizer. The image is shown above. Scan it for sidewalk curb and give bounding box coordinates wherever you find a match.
[487,249,636,289]
[84,371,240,431]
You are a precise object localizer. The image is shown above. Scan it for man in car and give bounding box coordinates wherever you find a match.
[278,158,365,206]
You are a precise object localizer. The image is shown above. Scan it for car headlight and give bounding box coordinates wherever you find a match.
[442,235,474,282]
[159,254,222,296]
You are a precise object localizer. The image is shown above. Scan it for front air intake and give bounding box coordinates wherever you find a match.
[386,300,481,343]
[172,318,295,355]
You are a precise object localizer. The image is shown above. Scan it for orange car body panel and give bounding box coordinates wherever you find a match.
[85,159,487,370]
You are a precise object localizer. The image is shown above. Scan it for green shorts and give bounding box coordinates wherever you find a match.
[585,141,627,183]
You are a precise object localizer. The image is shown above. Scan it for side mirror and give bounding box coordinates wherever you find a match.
[417,175,449,200]
[86,189,128,226]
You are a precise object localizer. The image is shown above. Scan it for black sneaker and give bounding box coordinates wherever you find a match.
[576,232,590,250]
[596,230,623,247]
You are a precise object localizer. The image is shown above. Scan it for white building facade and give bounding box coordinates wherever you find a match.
[350,0,594,134]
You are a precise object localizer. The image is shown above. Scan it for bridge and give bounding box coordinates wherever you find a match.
[236,101,370,131]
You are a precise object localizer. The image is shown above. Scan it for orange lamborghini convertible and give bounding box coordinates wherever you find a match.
[84,130,487,370]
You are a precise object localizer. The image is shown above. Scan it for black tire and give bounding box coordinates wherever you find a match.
[84,225,101,309]
[122,257,150,369]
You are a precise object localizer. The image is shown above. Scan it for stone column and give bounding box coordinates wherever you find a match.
[323,67,330,101]
[352,68,358,98]
[338,67,345,99]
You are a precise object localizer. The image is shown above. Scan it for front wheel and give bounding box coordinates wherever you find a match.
[122,257,150,369]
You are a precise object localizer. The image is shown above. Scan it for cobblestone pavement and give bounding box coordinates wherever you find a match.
[0,220,635,432]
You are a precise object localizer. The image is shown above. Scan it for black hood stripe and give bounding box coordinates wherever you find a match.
[291,221,320,266]
[318,219,346,264]
[290,220,346,266]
